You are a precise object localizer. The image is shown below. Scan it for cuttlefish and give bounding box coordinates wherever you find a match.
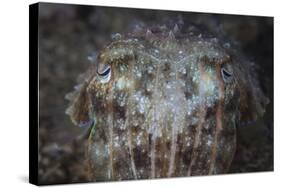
[66,25,268,181]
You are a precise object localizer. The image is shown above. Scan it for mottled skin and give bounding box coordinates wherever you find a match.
[66,26,267,181]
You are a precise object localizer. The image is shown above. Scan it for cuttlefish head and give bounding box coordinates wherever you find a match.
[65,30,268,179]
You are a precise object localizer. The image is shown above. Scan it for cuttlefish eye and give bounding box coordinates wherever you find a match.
[221,67,233,83]
[97,64,111,83]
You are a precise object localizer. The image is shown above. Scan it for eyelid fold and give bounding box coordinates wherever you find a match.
[221,67,233,83]
[97,64,111,83]
[98,65,111,76]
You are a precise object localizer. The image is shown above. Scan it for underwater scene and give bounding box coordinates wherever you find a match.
[37,2,273,185]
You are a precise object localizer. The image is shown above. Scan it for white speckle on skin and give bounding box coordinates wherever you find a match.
[113,136,120,147]
[136,71,142,78]
[111,33,122,40]
[169,72,175,77]
[153,49,159,54]
[136,134,142,146]
[148,66,154,74]
[206,139,212,146]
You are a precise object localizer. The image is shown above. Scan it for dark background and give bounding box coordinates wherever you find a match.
[38,2,273,185]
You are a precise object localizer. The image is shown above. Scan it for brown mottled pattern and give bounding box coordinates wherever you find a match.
[66,26,267,181]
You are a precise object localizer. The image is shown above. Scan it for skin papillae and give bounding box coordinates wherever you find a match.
[65,25,268,181]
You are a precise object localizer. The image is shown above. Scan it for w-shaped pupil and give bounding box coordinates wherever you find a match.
[98,66,111,77]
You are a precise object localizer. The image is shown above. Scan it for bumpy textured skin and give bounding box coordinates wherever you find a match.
[66,26,267,181]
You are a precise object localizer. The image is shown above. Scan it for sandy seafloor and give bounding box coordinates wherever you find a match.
[37,2,273,185]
